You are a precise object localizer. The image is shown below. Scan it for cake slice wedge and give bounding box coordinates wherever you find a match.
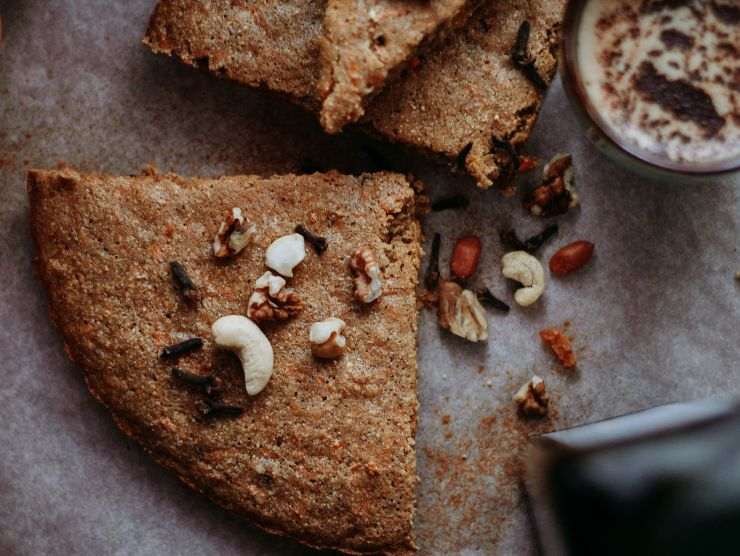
[29,167,422,555]
[143,0,565,190]
[364,0,566,189]
[317,0,481,134]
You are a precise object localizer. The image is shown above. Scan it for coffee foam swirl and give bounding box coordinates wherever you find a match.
[577,0,739,168]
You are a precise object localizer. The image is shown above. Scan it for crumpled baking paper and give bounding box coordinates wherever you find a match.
[1,1,737,554]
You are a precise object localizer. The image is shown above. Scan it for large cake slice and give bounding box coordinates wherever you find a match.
[144,0,566,189]
[317,0,480,134]
[29,167,422,554]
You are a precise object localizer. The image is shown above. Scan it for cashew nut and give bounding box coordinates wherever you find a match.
[265,233,306,277]
[212,315,274,395]
[501,251,545,306]
[309,317,347,359]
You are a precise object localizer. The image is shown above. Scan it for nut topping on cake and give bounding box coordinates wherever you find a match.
[213,208,255,258]
[310,318,347,359]
[247,271,303,322]
[350,246,383,303]
[265,233,306,277]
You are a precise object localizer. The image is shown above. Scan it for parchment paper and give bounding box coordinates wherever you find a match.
[1,2,738,555]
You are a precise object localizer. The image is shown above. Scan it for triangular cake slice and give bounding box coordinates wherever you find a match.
[144,0,565,189]
[317,0,481,133]
[29,167,422,554]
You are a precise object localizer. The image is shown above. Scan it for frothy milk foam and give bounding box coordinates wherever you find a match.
[577,0,739,169]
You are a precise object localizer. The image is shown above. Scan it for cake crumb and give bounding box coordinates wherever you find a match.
[540,328,576,369]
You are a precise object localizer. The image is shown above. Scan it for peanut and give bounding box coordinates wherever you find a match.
[549,241,594,275]
[450,236,482,280]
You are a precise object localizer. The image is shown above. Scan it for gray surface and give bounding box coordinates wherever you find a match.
[1,1,738,555]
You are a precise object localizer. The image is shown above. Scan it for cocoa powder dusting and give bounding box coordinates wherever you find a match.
[634,61,725,138]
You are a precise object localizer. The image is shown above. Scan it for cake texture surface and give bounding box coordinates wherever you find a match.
[364,0,566,189]
[144,0,565,189]
[318,0,479,134]
[29,167,422,555]
[143,0,326,110]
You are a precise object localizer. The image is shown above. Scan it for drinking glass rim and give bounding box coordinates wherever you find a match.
[561,0,740,177]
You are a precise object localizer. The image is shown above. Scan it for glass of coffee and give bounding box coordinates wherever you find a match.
[561,0,739,182]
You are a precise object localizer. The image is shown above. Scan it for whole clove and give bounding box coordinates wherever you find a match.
[490,137,520,183]
[172,367,213,387]
[478,289,511,313]
[523,224,559,252]
[510,21,548,91]
[200,399,244,418]
[500,228,527,252]
[456,142,473,171]
[500,224,558,254]
[172,367,222,400]
[295,224,328,255]
[170,261,199,303]
[424,233,442,291]
[160,337,203,359]
[431,195,470,212]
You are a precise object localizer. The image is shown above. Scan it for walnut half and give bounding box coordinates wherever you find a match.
[513,376,549,417]
[213,208,256,258]
[437,281,488,342]
[247,271,303,322]
[350,246,383,303]
[524,153,579,217]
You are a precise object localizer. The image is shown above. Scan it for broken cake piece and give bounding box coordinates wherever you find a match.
[144,0,566,189]
[29,167,422,555]
[318,0,481,133]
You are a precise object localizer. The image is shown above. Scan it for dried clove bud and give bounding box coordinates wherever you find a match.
[424,233,442,291]
[523,224,559,252]
[170,261,199,303]
[160,338,204,359]
[295,224,327,255]
[171,367,213,387]
[456,142,473,171]
[199,399,244,418]
[500,225,558,254]
[431,195,470,212]
[490,137,520,184]
[478,289,510,313]
[511,21,548,90]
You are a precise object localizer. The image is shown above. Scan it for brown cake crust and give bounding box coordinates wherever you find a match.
[29,167,422,555]
[143,0,326,111]
[144,0,565,189]
[317,0,480,134]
